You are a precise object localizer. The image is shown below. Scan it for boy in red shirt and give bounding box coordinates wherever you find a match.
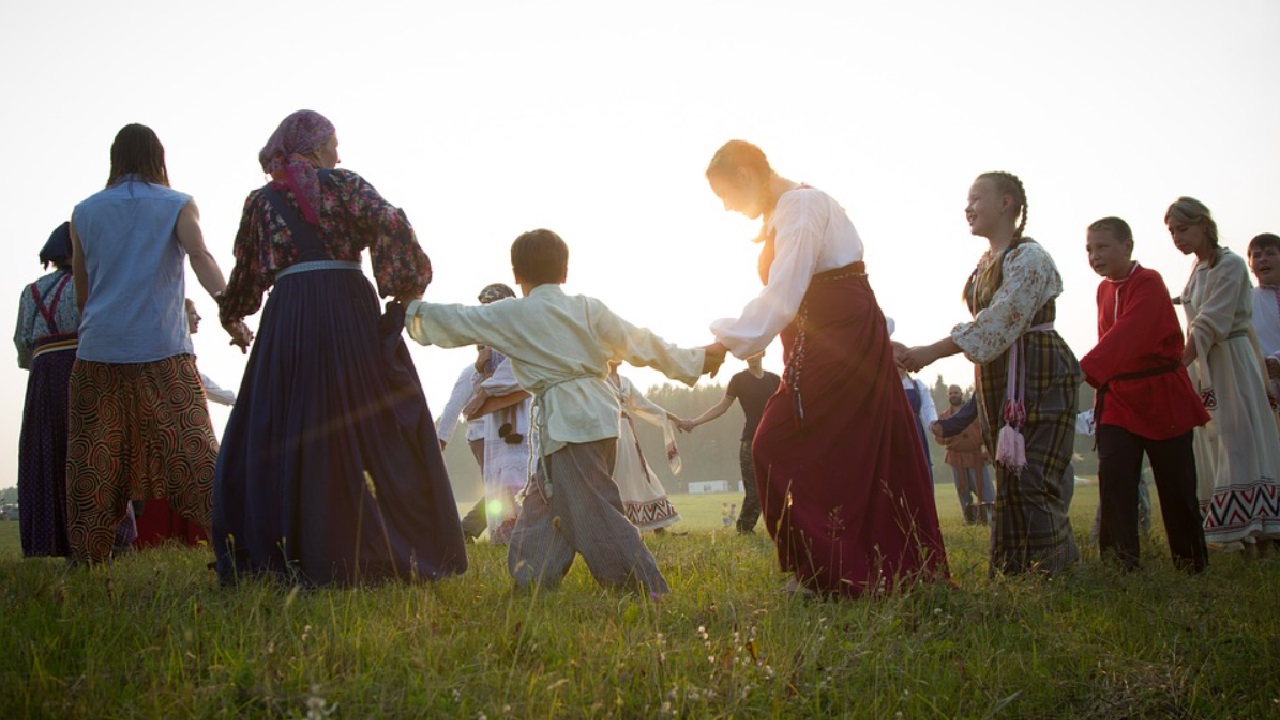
[1080,217,1209,571]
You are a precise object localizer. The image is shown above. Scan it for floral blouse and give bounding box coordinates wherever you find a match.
[219,169,431,325]
[950,239,1063,365]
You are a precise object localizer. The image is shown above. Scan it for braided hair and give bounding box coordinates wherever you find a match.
[966,171,1031,308]
[977,171,1028,239]
[706,140,777,244]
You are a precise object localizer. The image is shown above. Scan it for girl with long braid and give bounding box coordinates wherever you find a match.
[900,172,1081,576]
[706,140,949,598]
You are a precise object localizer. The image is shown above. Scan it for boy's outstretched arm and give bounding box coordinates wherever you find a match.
[405,299,515,355]
[597,303,705,386]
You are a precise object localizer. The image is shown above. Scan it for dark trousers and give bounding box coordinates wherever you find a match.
[736,440,761,532]
[1097,425,1206,572]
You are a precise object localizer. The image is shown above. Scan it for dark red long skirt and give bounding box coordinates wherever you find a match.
[134,499,208,549]
[752,265,950,597]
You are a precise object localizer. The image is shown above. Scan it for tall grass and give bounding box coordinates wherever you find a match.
[1,488,1277,719]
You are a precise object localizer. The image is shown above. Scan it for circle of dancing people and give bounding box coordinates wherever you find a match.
[13,117,1280,596]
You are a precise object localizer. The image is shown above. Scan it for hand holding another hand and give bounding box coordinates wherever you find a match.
[226,320,254,353]
[898,346,935,374]
[702,342,728,378]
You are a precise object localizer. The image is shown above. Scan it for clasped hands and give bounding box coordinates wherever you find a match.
[893,341,940,375]
[224,319,254,353]
[702,341,728,378]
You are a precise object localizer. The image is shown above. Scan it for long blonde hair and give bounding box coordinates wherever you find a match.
[1165,196,1221,266]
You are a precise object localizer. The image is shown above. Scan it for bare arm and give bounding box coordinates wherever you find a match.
[70,222,88,315]
[900,337,962,374]
[176,201,253,351]
[175,200,227,297]
[687,394,736,429]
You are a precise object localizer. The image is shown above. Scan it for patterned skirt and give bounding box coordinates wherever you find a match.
[1187,335,1280,544]
[975,327,1081,575]
[20,346,136,556]
[65,354,211,561]
[615,416,681,531]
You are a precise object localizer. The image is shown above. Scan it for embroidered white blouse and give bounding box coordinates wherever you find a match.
[711,188,865,358]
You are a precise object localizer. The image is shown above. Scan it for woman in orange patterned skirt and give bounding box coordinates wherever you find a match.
[65,124,251,564]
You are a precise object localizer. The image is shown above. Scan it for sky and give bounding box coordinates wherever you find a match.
[1,1,1278,488]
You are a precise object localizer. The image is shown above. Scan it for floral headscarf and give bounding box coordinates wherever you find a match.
[258,109,335,225]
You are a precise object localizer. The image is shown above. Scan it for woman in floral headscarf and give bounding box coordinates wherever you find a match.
[212,110,467,586]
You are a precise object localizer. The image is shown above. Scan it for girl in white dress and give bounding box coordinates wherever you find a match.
[607,361,682,532]
[474,355,533,544]
[1170,196,1280,550]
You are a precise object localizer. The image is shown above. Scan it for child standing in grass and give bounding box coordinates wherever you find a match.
[901,171,1079,576]
[1171,198,1280,551]
[405,229,724,595]
[1079,217,1208,571]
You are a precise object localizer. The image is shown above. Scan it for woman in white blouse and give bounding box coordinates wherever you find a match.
[705,140,950,598]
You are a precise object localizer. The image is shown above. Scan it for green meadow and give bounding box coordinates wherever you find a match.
[1,484,1277,719]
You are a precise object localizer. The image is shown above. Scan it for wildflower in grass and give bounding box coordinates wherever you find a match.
[304,684,336,719]
[825,506,846,540]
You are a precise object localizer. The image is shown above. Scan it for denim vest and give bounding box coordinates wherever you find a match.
[72,175,195,363]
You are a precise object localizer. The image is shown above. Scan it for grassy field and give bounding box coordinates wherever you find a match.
[1,483,1278,719]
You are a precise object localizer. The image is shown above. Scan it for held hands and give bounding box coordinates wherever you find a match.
[897,345,936,374]
[674,418,696,433]
[1181,343,1197,368]
[929,421,944,440]
[225,320,254,353]
[702,342,728,378]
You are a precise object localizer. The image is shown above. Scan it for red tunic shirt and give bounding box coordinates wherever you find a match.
[1080,263,1210,440]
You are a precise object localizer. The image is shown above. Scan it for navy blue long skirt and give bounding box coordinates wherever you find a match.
[212,268,467,586]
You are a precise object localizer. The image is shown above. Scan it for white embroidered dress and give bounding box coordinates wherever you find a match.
[608,374,681,531]
[1182,249,1280,544]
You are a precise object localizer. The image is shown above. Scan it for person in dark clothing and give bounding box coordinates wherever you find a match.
[680,351,780,533]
